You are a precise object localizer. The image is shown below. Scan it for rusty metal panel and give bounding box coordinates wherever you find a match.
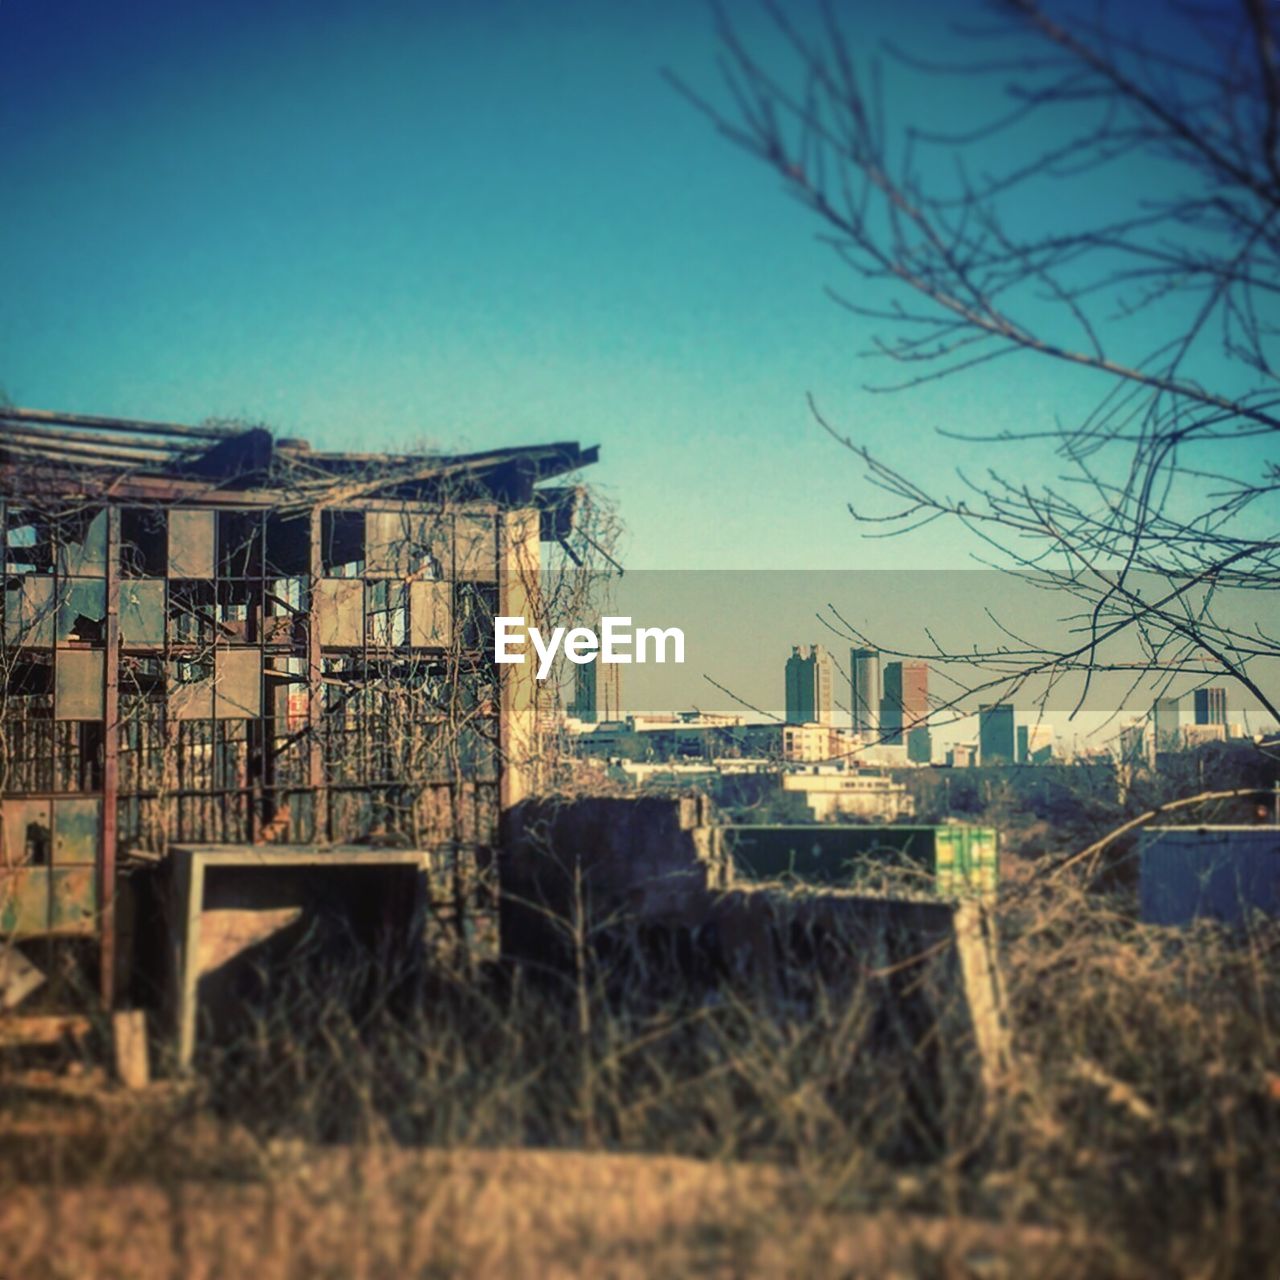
[57,509,108,577]
[315,578,363,647]
[215,648,261,719]
[53,797,100,865]
[50,868,97,933]
[170,659,214,720]
[56,579,107,642]
[119,578,166,646]
[409,580,453,647]
[0,867,97,936]
[167,509,215,578]
[2,799,51,867]
[0,869,51,934]
[55,650,104,721]
[454,514,497,581]
[5,576,55,648]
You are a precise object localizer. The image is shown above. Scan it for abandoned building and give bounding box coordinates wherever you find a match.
[0,406,597,1038]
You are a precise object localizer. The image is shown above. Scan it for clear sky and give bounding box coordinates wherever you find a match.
[2,0,1171,573]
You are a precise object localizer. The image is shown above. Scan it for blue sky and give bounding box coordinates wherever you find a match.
[0,0,1264,581]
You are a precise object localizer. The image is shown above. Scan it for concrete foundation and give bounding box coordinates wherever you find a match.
[166,845,429,1069]
[499,796,1009,1092]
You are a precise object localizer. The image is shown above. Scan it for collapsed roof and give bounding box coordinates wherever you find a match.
[0,407,599,509]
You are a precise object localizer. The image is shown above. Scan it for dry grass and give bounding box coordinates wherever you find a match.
[0,1146,1088,1280]
[0,866,1277,1278]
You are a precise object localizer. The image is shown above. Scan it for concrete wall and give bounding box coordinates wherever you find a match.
[498,795,729,970]
[498,796,1008,1091]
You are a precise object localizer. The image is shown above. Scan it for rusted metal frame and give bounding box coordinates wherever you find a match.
[1,406,242,440]
[0,424,196,454]
[0,440,181,468]
[307,507,327,843]
[100,506,121,1006]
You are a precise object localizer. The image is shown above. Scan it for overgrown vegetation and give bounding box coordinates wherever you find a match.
[1,858,1277,1278]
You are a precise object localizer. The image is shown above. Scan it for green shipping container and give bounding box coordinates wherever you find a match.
[724,825,998,899]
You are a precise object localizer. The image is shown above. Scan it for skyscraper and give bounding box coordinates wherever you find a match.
[880,660,928,746]
[849,647,880,735]
[785,644,833,725]
[1017,723,1054,764]
[1193,686,1227,726]
[1152,696,1181,751]
[979,703,1016,764]
[570,653,623,724]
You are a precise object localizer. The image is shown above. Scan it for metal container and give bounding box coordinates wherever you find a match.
[1140,825,1280,925]
[724,824,998,898]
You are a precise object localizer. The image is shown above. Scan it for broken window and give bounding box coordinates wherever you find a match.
[170,657,214,721]
[366,579,407,647]
[217,510,263,579]
[5,508,53,575]
[454,581,498,651]
[2,799,50,868]
[264,512,311,578]
[217,579,262,643]
[53,721,104,791]
[168,579,216,646]
[366,510,445,579]
[56,579,106,643]
[55,507,107,577]
[120,508,167,577]
[321,510,364,577]
[4,575,55,648]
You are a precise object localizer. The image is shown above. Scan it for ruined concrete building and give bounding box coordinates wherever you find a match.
[0,406,597,1021]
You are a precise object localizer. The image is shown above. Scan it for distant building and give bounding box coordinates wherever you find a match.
[785,644,834,725]
[780,769,914,822]
[1016,723,1055,764]
[849,647,880,735]
[782,722,858,763]
[1181,722,1227,747]
[1194,686,1227,726]
[880,660,928,746]
[1152,696,1181,751]
[947,743,978,768]
[1118,722,1148,769]
[570,652,622,724]
[979,703,1016,765]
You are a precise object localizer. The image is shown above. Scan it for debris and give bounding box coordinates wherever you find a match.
[0,948,46,1010]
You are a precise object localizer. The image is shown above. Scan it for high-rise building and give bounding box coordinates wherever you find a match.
[1152,696,1181,751]
[785,644,833,725]
[1016,723,1054,765]
[1118,721,1148,768]
[880,661,928,745]
[570,653,623,724]
[849,647,880,734]
[1193,686,1227,726]
[979,703,1016,764]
